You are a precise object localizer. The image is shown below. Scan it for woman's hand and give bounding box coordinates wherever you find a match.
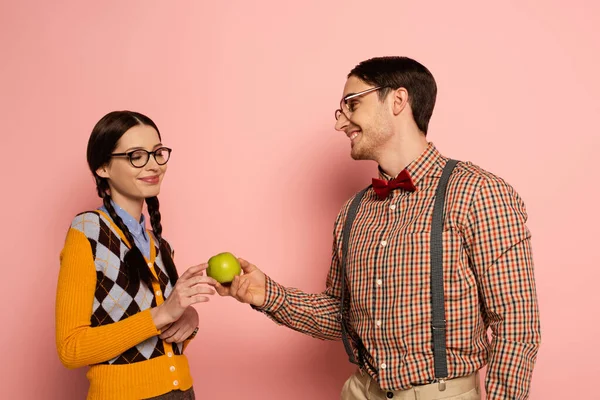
[159,307,199,343]
[151,263,216,329]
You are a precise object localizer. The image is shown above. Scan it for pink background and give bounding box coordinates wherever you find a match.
[1,1,598,399]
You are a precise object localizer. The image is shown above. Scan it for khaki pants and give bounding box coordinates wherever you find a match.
[341,371,480,400]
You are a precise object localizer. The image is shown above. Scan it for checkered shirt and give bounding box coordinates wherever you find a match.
[258,143,541,399]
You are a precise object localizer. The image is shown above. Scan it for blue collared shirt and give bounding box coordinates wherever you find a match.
[100,201,151,259]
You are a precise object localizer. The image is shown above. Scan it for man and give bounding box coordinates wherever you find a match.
[214,56,541,400]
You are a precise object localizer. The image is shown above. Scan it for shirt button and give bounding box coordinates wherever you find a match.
[167,352,173,357]
[376,320,382,327]
[381,363,387,370]
[376,279,383,286]
[390,204,396,210]
[147,262,153,267]
[173,380,179,386]
[386,392,394,399]
[170,366,176,372]
[380,240,387,247]
[155,290,162,296]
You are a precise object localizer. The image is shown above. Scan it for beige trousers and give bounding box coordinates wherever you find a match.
[341,371,480,400]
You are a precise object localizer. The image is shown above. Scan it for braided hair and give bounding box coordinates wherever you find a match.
[87,111,179,289]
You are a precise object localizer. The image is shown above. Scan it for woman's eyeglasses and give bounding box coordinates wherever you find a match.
[111,147,172,168]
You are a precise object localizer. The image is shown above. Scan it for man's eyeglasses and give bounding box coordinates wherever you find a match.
[111,147,172,168]
[335,86,382,121]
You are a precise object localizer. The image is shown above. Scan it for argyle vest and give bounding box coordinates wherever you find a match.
[70,211,183,364]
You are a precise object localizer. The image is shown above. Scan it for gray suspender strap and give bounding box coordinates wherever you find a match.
[430,159,458,385]
[340,186,370,365]
[339,159,458,383]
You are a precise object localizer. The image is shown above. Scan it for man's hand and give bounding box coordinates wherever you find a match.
[159,307,199,343]
[214,258,266,307]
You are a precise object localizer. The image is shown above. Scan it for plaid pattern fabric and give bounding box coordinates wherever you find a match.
[259,143,540,399]
[70,211,183,364]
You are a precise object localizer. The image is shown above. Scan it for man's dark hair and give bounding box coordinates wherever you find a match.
[349,56,437,134]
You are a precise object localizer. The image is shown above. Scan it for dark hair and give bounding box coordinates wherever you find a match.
[348,56,437,134]
[87,111,178,289]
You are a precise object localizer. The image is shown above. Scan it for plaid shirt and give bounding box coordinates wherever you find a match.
[257,143,540,399]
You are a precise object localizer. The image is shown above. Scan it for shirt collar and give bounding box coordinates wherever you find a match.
[110,201,147,237]
[377,142,447,188]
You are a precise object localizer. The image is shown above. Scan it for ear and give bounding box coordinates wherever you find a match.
[96,165,110,179]
[392,88,409,116]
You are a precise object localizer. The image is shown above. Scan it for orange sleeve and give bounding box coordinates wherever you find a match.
[55,228,160,369]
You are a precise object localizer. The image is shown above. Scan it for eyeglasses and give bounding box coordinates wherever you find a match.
[111,147,172,168]
[335,86,382,121]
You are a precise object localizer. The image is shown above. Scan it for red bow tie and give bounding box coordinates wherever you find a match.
[372,169,416,200]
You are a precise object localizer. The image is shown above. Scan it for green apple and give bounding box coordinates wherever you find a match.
[207,252,241,284]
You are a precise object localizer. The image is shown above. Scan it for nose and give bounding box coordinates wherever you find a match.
[334,113,350,132]
[145,154,161,170]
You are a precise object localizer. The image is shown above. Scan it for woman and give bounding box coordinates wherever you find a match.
[56,111,216,399]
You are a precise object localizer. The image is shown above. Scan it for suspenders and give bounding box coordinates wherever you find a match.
[339,160,459,390]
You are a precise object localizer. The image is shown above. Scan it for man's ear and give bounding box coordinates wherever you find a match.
[96,165,110,179]
[392,87,409,116]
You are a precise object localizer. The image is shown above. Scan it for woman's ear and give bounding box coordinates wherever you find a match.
[96,165,109,179]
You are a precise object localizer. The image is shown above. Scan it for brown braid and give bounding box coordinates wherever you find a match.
[146,196,179,285]
[102,195,153,290]
[94,175,109,199]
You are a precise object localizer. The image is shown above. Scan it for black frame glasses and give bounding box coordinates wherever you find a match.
[111,147,172,168]
[335,86,383,121]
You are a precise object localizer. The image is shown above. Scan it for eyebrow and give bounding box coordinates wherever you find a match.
[123,143,163,152]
